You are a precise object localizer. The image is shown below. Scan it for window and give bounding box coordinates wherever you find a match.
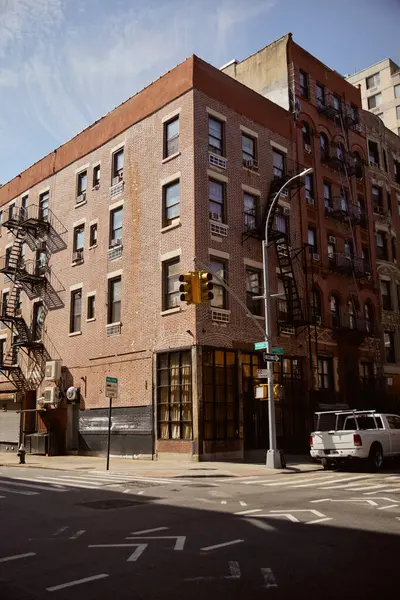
[332,94,341,114]
[163,180,180,227]
[317,357,333,390]
[162,258,180,311]
[311,286,322,323]
[392,237,397,263]
[308,226,317,254]
[397,106,400,120]
[324,182,332,209]
[70,289,82,333]
[364,302,373,332]
[387,415,400,429]
[203,348,238,441]
[368,140,380,167]
[157,351,192,440]
[395,85,400,99]
[39,191,49,221]
[12,336,19,366]
[383,149,388,172]
[381,280,392,310]
[299,70,309,98]
[5,247,11,267]
[208,117,224,156]
[384,331,395,363]
[244,192,257,231]
[89,223,97,247]
[9,204,15,220]
[367,93,382,109]
[0,338,5,365]
[349,104,359,125]
[394,160,400,185]
[372,185,382,211]
[344,239,354,258]
[73,225,84,252]
[362,246,370,267]
[1,291,8,317]
[398,194,400,216]
[0,210,3,227]
[108,276,121,323]
[330,295,340,328]
[353,151,364,179]
[366,72,380,89]
[320,133,329,159]
[110,207,123,246]
[210,260,227,309]
[77,171,87,201]
[302,122,311,146]
[93,165,100,188]
[32,302,45,341]
[340,189,349,213]
[348,299,356,330]
[242,134,256,165]
[273,208,289,237]
[209,179,225,222]
[376,232,387,260]
[21,195,28,219]
[246,269,262,316]
[336,142,345,162]
[316,83,325,107]
[164,117,179,158]
[112,148,124,183]
[87,295,95,320]
[305,174,314,204]
[328,242,335,263]
[272,149,285,179]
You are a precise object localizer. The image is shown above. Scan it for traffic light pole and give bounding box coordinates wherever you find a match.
[263,168,312,469]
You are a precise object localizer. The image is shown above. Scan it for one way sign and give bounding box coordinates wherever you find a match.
[263,353,280,363]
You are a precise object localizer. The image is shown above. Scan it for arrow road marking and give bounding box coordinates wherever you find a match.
[185,561,241,582]
[261,568,278,588]
[89,544,148,562]
[307,517,333,525]
[377,504,399,511]
[47,574,109,592]
[311,498,377,506]
[69,530,86,539]
[126,536,186,550]
[0,552,36,563]
[269,509,325,517]
[131,527,169,535]
[267,513,299,523]
[235,508,263,515]
[201,539,244,552]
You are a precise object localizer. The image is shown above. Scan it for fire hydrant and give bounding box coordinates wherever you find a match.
[17,443,26,465]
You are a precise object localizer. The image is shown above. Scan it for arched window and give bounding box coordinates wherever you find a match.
[364,302,374,333]
[391,237,397,263]
[302,122,311,147]
[336,142,345,161]
[353,151,364,179]
[348,298,359,330]
[330,295,340,328]
[311,286,322,324]
[320,133,329,158]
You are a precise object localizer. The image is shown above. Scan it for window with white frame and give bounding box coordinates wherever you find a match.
[70,289,82,333]
[108,277,121,323]
[209,179,225,223]
[112,148,124,183]
[368,93,382,109]
[162,258,180,310]
[366,72,380,89]
[210,259,227,309]
[163,180,180,227]
[110,206,123,247]
[246,269,262,316]
[208,117,224,156]
[164,116,179,158]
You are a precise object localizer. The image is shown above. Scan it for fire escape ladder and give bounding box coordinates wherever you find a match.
[275,241,304,325]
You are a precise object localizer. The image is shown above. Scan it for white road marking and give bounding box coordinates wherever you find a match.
[89,543,147,562]
[235,508,263,516]
[126,536,186,550]
[293,476,370,489]
[221,476,260,483]
[261,567,278,588]
[0,479,67,492]
[311,498,377,506]
[69,530,86,539]
[269,509,325,517]
[0,486,38,496]
[266,513,299,523]
[365,488,400,495]
[201,539,244,552]
[245,518,275,532]
[131,527,168,535]
[332,485,389,492]
[307,517,333,525]
[0,552,36,563]
[239,501,247,507]
[261,476,341,487]
[46,573,109,592]
[221,500,227,505]
[137,491,144,495]
[53,527,68,536]
[19,476,101,490]
[377,504,399,510]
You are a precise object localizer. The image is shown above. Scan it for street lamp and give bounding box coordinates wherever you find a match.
[263,167,313,469]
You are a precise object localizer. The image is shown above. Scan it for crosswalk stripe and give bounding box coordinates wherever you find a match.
[291,475,371,489]
[262,475,350,487]
[0,479,68,492]
[13,476,100,490]
[322,484,388,492]
[0,485,38,496]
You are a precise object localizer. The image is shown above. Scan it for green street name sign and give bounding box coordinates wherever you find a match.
[254,341,268,350]
[271,347,284,355]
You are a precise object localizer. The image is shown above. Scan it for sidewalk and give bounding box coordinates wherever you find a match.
[0,452,319,477]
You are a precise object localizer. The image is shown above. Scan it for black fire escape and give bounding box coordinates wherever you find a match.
[0,204,61,392]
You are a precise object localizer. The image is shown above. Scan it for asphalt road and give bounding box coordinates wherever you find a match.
[0,464,399,599]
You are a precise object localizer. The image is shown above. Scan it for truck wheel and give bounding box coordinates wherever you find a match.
[368,443,384,472]
[321,458,331,470]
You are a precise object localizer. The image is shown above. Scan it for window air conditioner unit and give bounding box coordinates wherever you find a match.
[243,158,259,170]
[112,176,122,186]
[304,144,312,154]
[43,387,60,404]
[72,249,83,262]
[76,192,86,204]
[312,253,320,261]
[306,197,315,206]
[44,360,62,381]
[209,212,222,222]
[355,124,362,132]
[328,236,336,244]
[110,238,122,247]
[92,184,100,191]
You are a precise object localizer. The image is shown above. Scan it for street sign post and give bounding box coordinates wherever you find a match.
[254,341,268,350]
[105,377,118,471]
[257,369,269,378]
[271,347,284,355]
[262,353,281,363]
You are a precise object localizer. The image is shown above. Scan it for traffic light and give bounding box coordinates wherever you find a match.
[199,271,214,303]
[179,273,194,304]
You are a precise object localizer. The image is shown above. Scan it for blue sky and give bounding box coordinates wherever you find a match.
[0,0,399,185]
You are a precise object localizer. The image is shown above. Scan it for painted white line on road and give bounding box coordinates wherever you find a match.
[267,514,299,523]
[131,527,168,535]
[89,543,148,562]
[195,498,216,504]
[53,527,68,537]
[269,509,325,517]
[0,486,38,496]
[0,479,67,492]
[235,508,263,516]
[244,518,276,531]
[310,498,331,503]
[293,476,371,489]
[328,485,389,492]
[46,573,109,592]
[221,501,227,505]
[69,530,86,539]
[0,552,36,563]
[23,477,101,490]
[137,491,144,495]
[261,476,344,487]
[217,476,259,483]
[377,504,399,510]
[307,517,333,525]
[239,501,247,507]
[311,498,377,507]
[365,488,400,495]
[201,539,244,552]
[126,536,186,550]
[261,568,278,588]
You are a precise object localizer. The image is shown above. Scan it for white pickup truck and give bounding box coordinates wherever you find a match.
[310,410,400,470]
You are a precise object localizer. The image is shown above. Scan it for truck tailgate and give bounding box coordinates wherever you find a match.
[312,431,355,450]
